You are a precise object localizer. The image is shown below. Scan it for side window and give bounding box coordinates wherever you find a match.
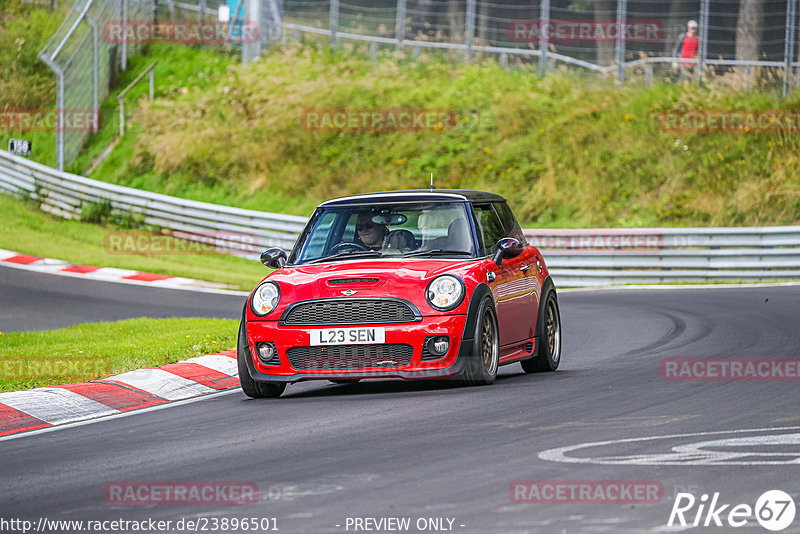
[306,212,337,256]
[473,204,506,256]
[494,201,526,244]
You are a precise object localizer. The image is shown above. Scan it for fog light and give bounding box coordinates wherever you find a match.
[257,342,279,365]
[426,336,450,357]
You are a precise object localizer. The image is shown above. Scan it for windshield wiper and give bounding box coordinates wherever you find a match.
[401,249,473,258]
[306,250,383,264]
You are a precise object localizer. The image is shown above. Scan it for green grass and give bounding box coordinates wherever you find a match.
[0,194,267,290]
[0,318,237,392]
[0,1,62,111]
[3,4,800,229]
[78,41,800,229]
[0,1,69,169]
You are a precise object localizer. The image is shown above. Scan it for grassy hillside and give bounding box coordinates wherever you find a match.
[3,2,799,228]
[0,1,61,111]
[86,41,800,228]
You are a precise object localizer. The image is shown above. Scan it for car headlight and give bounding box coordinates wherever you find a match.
[251,281,280,316]
[426,275,465,311]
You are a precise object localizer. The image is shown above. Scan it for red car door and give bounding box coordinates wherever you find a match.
[473,203,538,347]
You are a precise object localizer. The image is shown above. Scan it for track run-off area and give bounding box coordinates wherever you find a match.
[1,263,799,533]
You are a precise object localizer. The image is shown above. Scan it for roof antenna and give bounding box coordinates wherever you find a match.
[428,172,435,190]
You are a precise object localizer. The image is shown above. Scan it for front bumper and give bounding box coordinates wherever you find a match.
[244,315,471,383]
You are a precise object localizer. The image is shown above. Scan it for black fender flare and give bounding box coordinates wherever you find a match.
[456,282,494,360]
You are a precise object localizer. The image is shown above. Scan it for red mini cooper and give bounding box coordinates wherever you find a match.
[238,190,561,398]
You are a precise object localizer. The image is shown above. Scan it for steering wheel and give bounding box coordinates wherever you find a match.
[329,242,369,254]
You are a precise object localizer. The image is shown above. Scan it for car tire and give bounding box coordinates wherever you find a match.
[461,297,499,386]
[237,320,286,398]
[521,285,561,373]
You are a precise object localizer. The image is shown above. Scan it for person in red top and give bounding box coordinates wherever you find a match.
[672,20,700,75]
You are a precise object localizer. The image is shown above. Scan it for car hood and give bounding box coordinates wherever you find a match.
[255,258,484,318]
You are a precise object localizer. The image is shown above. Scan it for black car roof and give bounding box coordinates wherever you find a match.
[319,189,507,207]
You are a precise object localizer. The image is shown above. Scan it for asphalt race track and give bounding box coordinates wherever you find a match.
[0,264,244,332]
[1,277,800,533]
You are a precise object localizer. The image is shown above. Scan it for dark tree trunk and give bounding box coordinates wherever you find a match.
[736,0,763,61]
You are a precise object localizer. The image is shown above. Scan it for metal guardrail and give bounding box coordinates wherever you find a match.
[1,151,798,286]
[0,151,306,251]
[117,61,157,137]
[523,228,800,286]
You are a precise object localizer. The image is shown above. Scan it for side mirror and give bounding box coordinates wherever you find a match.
[492,238,523,267]
[261,248,287,269]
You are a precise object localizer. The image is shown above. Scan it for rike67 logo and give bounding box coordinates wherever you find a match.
[669,490,796,531]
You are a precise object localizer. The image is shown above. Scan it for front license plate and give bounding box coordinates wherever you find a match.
[309,327,386,346]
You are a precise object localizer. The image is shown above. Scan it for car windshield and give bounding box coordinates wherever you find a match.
[289,202,476,265]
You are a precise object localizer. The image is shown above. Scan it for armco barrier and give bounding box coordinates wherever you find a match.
[0,151,306,251]
[524,228,800,286]
[1,151,799,287]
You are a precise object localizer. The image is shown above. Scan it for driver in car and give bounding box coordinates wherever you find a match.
[356,212,388,250]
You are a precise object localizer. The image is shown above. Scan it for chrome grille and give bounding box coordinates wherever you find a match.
[281,299,418,325]
[287,344,413,370]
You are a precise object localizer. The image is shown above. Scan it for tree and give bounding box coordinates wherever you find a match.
[736,0,763,61]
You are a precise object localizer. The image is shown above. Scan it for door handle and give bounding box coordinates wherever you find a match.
[520,265,531,272]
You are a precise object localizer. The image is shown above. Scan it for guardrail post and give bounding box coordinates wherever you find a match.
[199,0,206,24]
[645,61,653,87]
[539,0,550,73]
[86,15,99,133]
[615,0,627,83]
[784,0,796,96]
[696,0,710,81]
[330,0,339,47]
[395,0,406,48]
[465,0,476,60]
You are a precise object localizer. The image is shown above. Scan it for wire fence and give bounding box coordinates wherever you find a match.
[251,0,800,93]
[27,0,800,170]
[37,0,151,171]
